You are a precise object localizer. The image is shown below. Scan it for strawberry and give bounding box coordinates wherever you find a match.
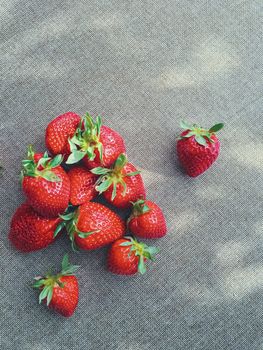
[21,145,70,217]
[91,154,146,209]
[107,237,158,275]
[177,121,224,177]
[60,202,125,250]
[45,112,81,159]
[128,199,167,238]
[65,113,126,169]
[32,254,79,317]
[67,166,98,206]
[8,202,61,252]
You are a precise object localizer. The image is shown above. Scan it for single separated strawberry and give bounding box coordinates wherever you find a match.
[68,166,98,205]
[177,121,224,177]
[21,145,70,217]
[128,199,167,239]
[91,154,146,208]
[32,254,79,317]
[45,112,81,158]
[60,202,125,250]
[8,202,61,252]
[107,237,158,275]
[65,113,126,169]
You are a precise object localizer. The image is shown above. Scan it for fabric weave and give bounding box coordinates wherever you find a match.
[0,1,262,349]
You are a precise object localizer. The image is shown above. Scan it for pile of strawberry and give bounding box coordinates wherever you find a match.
[8,113,223,317]
[8,112,168,317]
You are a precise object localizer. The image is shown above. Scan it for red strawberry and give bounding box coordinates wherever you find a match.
[91,154,146,209]
[128,199,167,238]
[177,121,224,177]
[45,112,81,158]
[21,146,70,217]
[32,254,79,317]
[107,237,158,275]
[8,202,61,252]
[65,113,126,169]
[67,166,98,205]
[61,202,125,250]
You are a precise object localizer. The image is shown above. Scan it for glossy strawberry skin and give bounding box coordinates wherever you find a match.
[45,112,81,158]
[177,130,220,177]
[74,202,125,250]
[82,125,126,169]
[107,238,140,275]
[68,167,98,206]
[22,166,70,218]
[48,276,79,317]
[103,163,146,209]
[8,203,61,252]
[128,201,167,239]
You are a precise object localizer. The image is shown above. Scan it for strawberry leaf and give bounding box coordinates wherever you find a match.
[68,138,78,152]
[46,286,53,306]
[145,246,159,257]
[138,255,146,275]
[66,150,86,164]
[62,254,70,271]
[49,154,63,168]
[70,135,82,147]
[91,167,111,175]
[180,121,193,129]
[27,145,35,160]
[41,170,61,182]
[77,230,96,238]
[111,183,117,201]
[59,212,75,221]
[39,286,49,304]
[96,179,112,194]
[209,123,224,133]
[37,157,51,169]
[53,222,66,237]
[120,241,133,247]
[195,135,207,146]
[125,171,140,177]
[32,279,46,288]
[114,154,127,170]
[97,142,103,161]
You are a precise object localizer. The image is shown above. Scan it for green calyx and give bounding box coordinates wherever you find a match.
[131,199,150,216]
[120,236,159,274]
[127,199,151,225]
[32,254,79,306]
[179,121,224,146]
[66,113,103,164]
[20,145,63,182]
[55,206,98,251]
[91,154,140,200]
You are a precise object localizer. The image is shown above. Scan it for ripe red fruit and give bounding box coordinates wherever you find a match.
[45,112,81,159]
[128,199,167,238]
[65,113,126,169]
[60,202,125,250]
[8,202,61,252]
[68,166,98,205]
[32,254,79,317]
[91,154,146,208]
[177,121,224,177]
[107,237,158,275]
[21,146,70,217]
